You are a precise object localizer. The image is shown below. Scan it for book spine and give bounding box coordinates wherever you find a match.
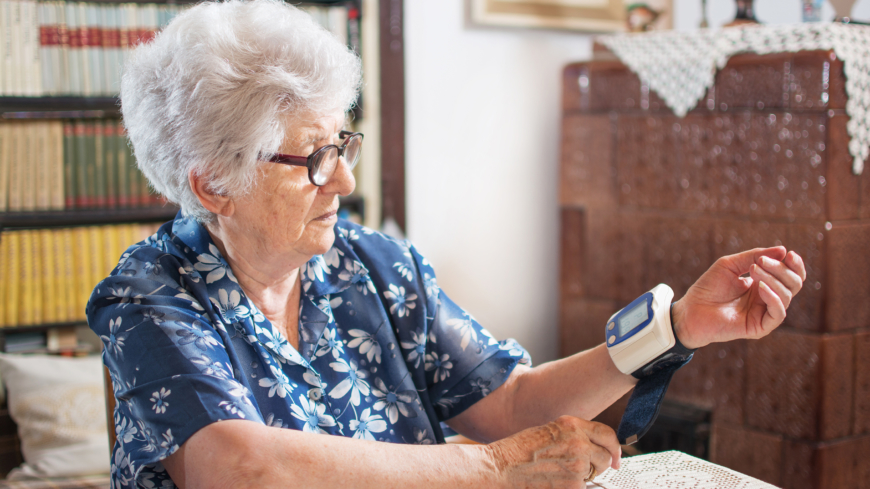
[20,121,36,212]
[85,4,102,96]
[116,121,129,207]
[60,227,74,321]
[19,230,34,326]
[65,3,80,95]
[0,123,8,212]
[87,225,102,308]
[0,233,7,327]
[94,119,105,207]
[5,231,20,326]
[2,3,12,95]
[56,1,68,95]
[74,120,87,207]
[23,0,41,96]
[84,120,95,207]
[35,121,49,210]
[72,226,90,322]
[40,229,56,324]
[10,1,23,96]
[49,121,64,210]
[104,224,120,277]
[103,121,116,208]
[77,4,90,96]
[7,123,21,211]
[63,121,74,208]
[38,2,53,95]
[31,228,43,325]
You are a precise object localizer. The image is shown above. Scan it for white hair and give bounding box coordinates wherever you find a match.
[120,0,362,222]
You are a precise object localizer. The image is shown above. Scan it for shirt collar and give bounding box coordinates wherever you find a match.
[171,211,370,300]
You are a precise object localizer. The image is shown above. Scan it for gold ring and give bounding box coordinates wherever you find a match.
[585,466,598,482]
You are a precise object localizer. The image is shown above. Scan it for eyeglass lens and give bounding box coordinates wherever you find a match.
[310,134,363,186]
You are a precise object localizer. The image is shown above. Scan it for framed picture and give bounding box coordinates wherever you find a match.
[469,0,673,33]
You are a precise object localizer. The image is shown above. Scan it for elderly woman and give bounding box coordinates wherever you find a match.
[88,1,806,488]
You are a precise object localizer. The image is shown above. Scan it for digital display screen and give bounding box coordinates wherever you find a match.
[618,301,649,336]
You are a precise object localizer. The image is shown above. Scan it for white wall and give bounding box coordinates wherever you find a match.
[403,0,870,365]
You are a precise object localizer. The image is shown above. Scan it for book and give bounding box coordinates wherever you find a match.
[40,229,56,323]
[49,120,64,210]
[4,231,20,326]
[20,120,35,211]
[0,233,8,327]
[63,120,75,208]
[7,122,21,211]
[35,120,50,211]
[0,123,8,212]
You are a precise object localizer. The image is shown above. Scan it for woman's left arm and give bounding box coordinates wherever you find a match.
[448,246,806,443]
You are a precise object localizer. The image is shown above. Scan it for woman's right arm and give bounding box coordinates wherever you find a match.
[162,414,619,489]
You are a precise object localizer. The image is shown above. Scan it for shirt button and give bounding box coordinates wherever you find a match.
[308,388,323,401]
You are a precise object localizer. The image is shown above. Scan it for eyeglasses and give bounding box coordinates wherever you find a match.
[262,131,363,186]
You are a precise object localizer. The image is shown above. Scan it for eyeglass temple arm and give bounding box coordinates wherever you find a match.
[266,153,309,167]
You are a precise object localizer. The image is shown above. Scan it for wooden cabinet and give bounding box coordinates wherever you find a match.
[559,51,870,488]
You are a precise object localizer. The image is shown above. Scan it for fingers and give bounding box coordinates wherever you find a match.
[581,421,621,470]
[756,280,786,332]
[722,246,788,276]
[784,250,807,282]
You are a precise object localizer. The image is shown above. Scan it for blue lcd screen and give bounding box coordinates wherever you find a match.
[609,292,654,346]
[618,301,649,336]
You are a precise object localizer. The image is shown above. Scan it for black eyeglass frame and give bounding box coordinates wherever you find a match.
[262,130,364,186]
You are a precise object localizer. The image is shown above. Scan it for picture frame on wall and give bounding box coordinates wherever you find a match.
[469,0,673,33]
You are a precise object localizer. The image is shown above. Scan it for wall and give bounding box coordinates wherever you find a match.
[403,0,870,365]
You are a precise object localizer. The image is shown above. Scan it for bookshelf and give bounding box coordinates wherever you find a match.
[0,0,401,355]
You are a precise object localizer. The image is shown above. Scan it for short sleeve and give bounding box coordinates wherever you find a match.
[88,249,262,485]
[407,246,532,421]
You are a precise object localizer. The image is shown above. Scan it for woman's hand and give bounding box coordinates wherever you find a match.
[672,246,807,350]
[486,415,621,488]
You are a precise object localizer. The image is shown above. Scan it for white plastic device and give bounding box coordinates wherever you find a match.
[605,284,675,375]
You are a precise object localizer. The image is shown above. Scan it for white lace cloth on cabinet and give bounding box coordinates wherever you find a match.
[588,451,777,489]
[597,23,870,174]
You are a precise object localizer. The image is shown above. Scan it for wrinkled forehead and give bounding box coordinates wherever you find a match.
[284,110,347,145]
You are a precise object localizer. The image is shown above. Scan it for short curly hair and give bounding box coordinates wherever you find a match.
[120,0,362,222]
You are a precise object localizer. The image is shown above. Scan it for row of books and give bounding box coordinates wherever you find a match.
[0,1,357,97]
[1,1,184,97]
[0,119,160,212]
[0,223,160,328]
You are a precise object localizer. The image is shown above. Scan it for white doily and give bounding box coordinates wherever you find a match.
[589,451,777,489]
[597,23,870,174]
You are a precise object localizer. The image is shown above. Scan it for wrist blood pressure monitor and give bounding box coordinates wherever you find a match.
[608,284,696,445]
[606,284,676,377]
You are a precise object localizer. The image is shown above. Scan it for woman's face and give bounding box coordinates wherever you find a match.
[223,111,355,266]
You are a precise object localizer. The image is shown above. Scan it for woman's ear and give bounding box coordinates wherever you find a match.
[188,169,234,217]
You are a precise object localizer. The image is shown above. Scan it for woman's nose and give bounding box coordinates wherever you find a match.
[322,155,356,196]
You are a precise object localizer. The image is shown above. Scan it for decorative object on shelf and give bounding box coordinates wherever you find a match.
[725,0,758,26]
[626,3,661,32]
[830,0,857,21]
[597,23,870,173]
[700,0,709,28]
[803,0,825,22]
[468,0,672,32]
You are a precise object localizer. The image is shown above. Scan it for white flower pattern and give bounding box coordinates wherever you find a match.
[88,215,541,489]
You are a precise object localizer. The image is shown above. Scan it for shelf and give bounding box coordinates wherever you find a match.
[0,97,121,119]
[0,321,87,334]
[0,206,179,228]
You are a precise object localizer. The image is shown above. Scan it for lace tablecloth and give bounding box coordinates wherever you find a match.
[590,451,777,489]
[597,23,870,174]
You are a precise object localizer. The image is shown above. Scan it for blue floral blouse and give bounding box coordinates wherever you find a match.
[87,213,531,488]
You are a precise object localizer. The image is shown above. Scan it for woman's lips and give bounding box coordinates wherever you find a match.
[314,209,338,221]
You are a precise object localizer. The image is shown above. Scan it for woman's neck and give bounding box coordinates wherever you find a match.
[205,221,304,351]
